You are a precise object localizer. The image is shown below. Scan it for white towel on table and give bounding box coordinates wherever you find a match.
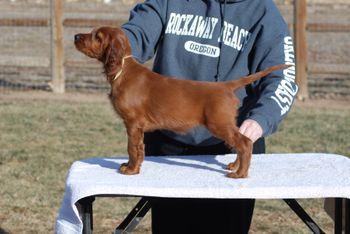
[56,153,350,234]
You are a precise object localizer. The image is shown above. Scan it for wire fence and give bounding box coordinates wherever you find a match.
[0,0,349,99]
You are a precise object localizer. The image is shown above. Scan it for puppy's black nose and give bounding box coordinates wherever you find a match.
[74,34,81,42]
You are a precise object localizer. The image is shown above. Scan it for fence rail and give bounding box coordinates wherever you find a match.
[2,18,350,32]
[0,18,124,27]
[0,1,349,99]
[307,23,350,32]
[0,18,49,27]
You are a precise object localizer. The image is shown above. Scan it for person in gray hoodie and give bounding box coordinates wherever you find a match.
[122,0,298,233]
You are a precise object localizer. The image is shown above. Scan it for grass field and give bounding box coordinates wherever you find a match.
[0,91,349,234]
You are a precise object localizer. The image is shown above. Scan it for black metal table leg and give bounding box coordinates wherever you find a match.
[284,199,325,234]
[335,198,343,234]
[115,197,152,234]
[79,196,95,234]
[346,199,349,234]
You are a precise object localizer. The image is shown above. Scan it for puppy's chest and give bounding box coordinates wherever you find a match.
[108,93,125,117]
[108,91,137,120]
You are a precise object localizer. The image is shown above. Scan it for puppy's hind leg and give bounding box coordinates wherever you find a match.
[225,129,252,178]
[208,124,252,178]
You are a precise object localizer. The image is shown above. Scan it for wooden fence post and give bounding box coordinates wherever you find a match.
[294,0,308,100]
[49,0,65,93]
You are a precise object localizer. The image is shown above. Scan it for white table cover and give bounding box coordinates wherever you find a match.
[56,153,350,234]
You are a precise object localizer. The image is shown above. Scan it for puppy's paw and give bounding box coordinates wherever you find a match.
[226,161,239,171]
[226,171,247,179]
[120,162,129,168]
[119,164,140,175]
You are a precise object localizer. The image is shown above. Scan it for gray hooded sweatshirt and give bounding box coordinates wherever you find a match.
[122,0,298,146]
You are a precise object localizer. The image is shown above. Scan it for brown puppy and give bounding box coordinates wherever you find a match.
[74,26,289,178]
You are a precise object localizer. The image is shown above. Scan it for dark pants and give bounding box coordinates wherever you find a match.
[144,131,265,234]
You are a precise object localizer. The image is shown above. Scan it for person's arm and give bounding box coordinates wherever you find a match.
[121,0,166,63]
[241,9,298,140]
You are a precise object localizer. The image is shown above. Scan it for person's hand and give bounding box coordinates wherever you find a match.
[239,119,263,143]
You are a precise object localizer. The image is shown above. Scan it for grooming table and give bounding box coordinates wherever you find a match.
[56,153,350,234]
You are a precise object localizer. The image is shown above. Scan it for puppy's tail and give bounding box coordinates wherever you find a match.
[228,64,292,90]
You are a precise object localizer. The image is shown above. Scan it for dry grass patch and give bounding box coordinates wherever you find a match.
[0,91,348,233]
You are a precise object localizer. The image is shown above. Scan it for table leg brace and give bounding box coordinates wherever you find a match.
[115,197,151,234]
[284,199,325,234]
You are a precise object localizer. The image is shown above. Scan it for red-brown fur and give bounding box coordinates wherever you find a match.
[74,27,289,178]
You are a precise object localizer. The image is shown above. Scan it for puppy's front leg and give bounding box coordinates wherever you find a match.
[119,126,144,175]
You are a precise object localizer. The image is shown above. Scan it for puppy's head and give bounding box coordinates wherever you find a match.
[74,27,130,65]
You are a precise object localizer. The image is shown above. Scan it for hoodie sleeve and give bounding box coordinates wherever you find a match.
[121,0,166,63]
[245,4,298,137]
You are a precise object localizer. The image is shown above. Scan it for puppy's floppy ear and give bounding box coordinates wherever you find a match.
[103,36,126,77]
[103,43,113,65]
[113,36,126,64]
